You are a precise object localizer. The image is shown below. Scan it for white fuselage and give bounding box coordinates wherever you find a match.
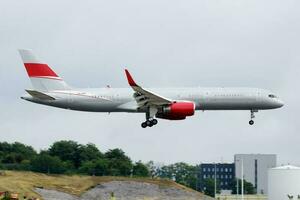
[22,87,284,112]
[18,49,284,127]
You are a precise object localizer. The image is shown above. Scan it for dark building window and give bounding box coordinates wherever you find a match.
[197,163,235,192]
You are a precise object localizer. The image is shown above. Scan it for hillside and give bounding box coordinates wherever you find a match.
[0,171,213,200]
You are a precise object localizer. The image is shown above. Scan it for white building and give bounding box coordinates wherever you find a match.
[234,154,276,194]
[268,165,300,200]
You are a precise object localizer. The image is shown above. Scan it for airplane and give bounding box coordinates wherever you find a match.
[19,49,284,128]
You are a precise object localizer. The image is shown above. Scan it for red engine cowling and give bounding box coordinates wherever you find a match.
[156,101,195,120]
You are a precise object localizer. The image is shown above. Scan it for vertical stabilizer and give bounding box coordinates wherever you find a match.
[19,49,71,91]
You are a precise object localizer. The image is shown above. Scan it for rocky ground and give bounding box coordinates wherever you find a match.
[36,181,214,200]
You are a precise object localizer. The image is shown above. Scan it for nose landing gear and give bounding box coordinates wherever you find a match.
[249,110,258,125]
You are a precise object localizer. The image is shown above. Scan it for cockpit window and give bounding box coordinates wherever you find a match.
[268,94,277,98]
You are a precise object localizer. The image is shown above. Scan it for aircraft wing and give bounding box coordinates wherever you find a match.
[125,69,172,108]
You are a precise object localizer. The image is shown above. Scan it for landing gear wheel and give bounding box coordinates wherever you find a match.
[152,119,158,125]
[146,120,152,126]
[141,119,159,128]
[143,107,159,128]
[141,122,147,128]
[249,110,258,126]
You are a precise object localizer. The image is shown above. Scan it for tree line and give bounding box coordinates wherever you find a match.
[0,141,148,177]
[0,141,255,197]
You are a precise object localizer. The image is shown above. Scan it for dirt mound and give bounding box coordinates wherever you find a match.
[0,171,214,200]
[36,181,214,200]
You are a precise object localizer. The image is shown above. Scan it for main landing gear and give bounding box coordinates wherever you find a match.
[249,110,258,125]
[141,119,158,128]
[141,107,159,128]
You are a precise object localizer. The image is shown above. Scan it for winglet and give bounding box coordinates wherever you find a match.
[125,69,138,86]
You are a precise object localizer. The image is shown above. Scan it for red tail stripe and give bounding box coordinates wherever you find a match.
[24,63,59,77]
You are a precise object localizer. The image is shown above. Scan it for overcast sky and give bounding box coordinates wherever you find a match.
[0,0,299,165]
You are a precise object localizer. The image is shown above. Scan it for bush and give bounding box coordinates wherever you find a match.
[79,159,108,176]
[49,141,80,168]
[48,141,103,169]
[31,154,67,174]
[0,142,37,164]
[105,149,133,176]
[133,161,150,177]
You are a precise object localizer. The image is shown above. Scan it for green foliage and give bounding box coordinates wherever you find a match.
[49,140,80,168]
[158,165,174,179]
[48,141,104,169]
[0,141,151,179]
[78,143,103,164]
[173,163,197,189]
[79,159,108,176]
[31,153,67,174]
[0,142,11,152]
[157,162,197,190]
[19,160,31,171]
[79,161,95,175]
[133,161,150,177]
[105,149,133,176]
[2,153,23,164]
[11,142,37,159]
[231,179,256,194]
[202,178,220,197]
[0,142,37,164]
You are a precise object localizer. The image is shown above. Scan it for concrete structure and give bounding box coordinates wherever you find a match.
[234,154,276,194]
[268,165,300,200]
[216,194,267,200]
[198,163,235,192]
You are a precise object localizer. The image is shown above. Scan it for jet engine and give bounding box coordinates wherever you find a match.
[156,101,195,120]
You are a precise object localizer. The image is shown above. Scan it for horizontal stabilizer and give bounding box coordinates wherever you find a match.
[25,90,56,100]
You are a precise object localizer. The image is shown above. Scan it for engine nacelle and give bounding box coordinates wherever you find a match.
[156,101,195,120]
